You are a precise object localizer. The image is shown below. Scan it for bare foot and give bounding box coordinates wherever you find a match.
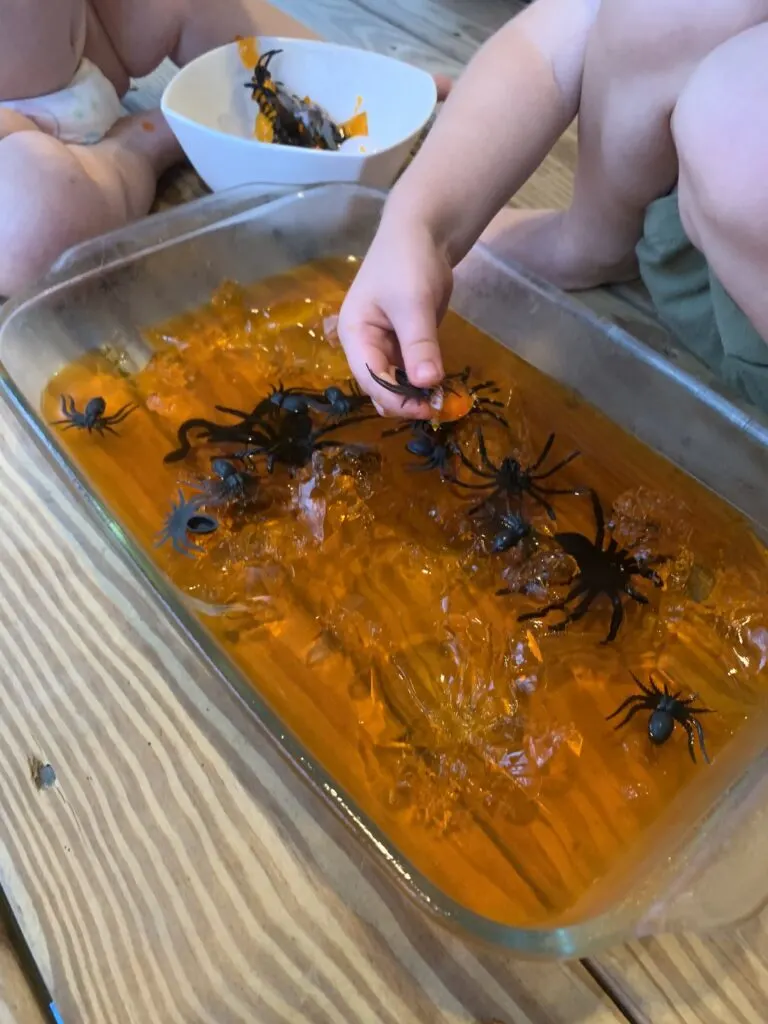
[478,207,639,291]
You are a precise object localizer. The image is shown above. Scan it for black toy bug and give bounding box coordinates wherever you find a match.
[188,458,258,507]
[155,491,218,557]
[607,673,713,764]
[490,511,532,553]
[455,429,581,520]
[52,395,137,436]
[514,489,665,644]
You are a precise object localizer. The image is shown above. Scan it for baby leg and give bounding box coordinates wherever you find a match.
[0,109,179,295]
[481,0,768,290]
[672,24,768,347]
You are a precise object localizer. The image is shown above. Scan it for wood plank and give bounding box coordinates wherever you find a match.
[591,928,768,1024]
[0,396,626,1023]
[0,931,46,1024]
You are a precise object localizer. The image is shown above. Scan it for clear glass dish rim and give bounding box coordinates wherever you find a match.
[2,182,767,957]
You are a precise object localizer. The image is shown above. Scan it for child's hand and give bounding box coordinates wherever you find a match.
[338,217,452,417]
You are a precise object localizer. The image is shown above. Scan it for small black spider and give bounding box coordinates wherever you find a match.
[236,411,373,473]
[321,381,374,420]
[52,395,137,436]
[514,489,665,644]
[155,490,218,557]
[188,458,258,507]
[383,420,464,480]
[455,430,581,519]
[607,673,713,764]
[367,365,458,409]
[490,511,532,553]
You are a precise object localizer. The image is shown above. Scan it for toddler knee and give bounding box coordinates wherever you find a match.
[0,131,109,294]
[672,27,768,253]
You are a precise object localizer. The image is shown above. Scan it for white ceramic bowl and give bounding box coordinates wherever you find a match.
[161,37,437,191]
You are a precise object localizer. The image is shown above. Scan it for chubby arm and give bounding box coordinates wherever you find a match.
[173,0,319,65]
[384,0,600,265]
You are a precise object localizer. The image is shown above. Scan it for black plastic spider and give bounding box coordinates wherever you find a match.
[52,395,137,436]
[155,490,218,557]
[441,366,509,427]
[235,411,374,473]
[607,673,713,764]
[321,381,374,420]
[490,511,532,553]
[367,365,458,409]
[382,420,463,480]
[514,490,665,644]
[188,458,258,507]
[455,430,581,519]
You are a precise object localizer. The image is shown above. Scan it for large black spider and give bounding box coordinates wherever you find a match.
[607,673,713,764]
[155,490,218,557]
[52,395,137,436]
[514,489,665,644]
[235,411,373,473]
[455,430,581,519]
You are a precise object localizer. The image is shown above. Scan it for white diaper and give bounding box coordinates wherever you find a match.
[0,58,124,145]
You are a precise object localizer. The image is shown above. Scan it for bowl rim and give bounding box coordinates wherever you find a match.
[161,36,438,160]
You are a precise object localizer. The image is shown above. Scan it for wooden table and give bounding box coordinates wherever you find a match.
[1,3,767,1022]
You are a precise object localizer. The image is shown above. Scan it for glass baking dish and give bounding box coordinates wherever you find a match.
[3,183,768,958]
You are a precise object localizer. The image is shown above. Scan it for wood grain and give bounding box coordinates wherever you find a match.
[0,402,626,1023]
[0,934,46,1023]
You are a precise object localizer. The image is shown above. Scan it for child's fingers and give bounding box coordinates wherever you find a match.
[388,303,445,390]
[433,74,453,102]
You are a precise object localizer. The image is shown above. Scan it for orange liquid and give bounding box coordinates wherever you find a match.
[42,261,768,927]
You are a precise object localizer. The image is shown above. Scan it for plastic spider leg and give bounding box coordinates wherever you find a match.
[453,445,493,480]
[468,488,505,516]
[317,413,379,438]
[105,402,138,425]
[477,407,509,427]
[587,489,606,548]
[608,700,650,731]
[631,672,659,699]
[548,588,596,634]
[681,719,707,764]
[475,429,500,475]
[215,404,254,422]
[529,433,556,472]
[528,489,557,521]
[533,449,581,481]
[517,579,589,621]
[624,584,649,606]
[602,593,626,644]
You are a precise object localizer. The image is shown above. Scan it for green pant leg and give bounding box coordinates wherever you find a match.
[636,188,768,411]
